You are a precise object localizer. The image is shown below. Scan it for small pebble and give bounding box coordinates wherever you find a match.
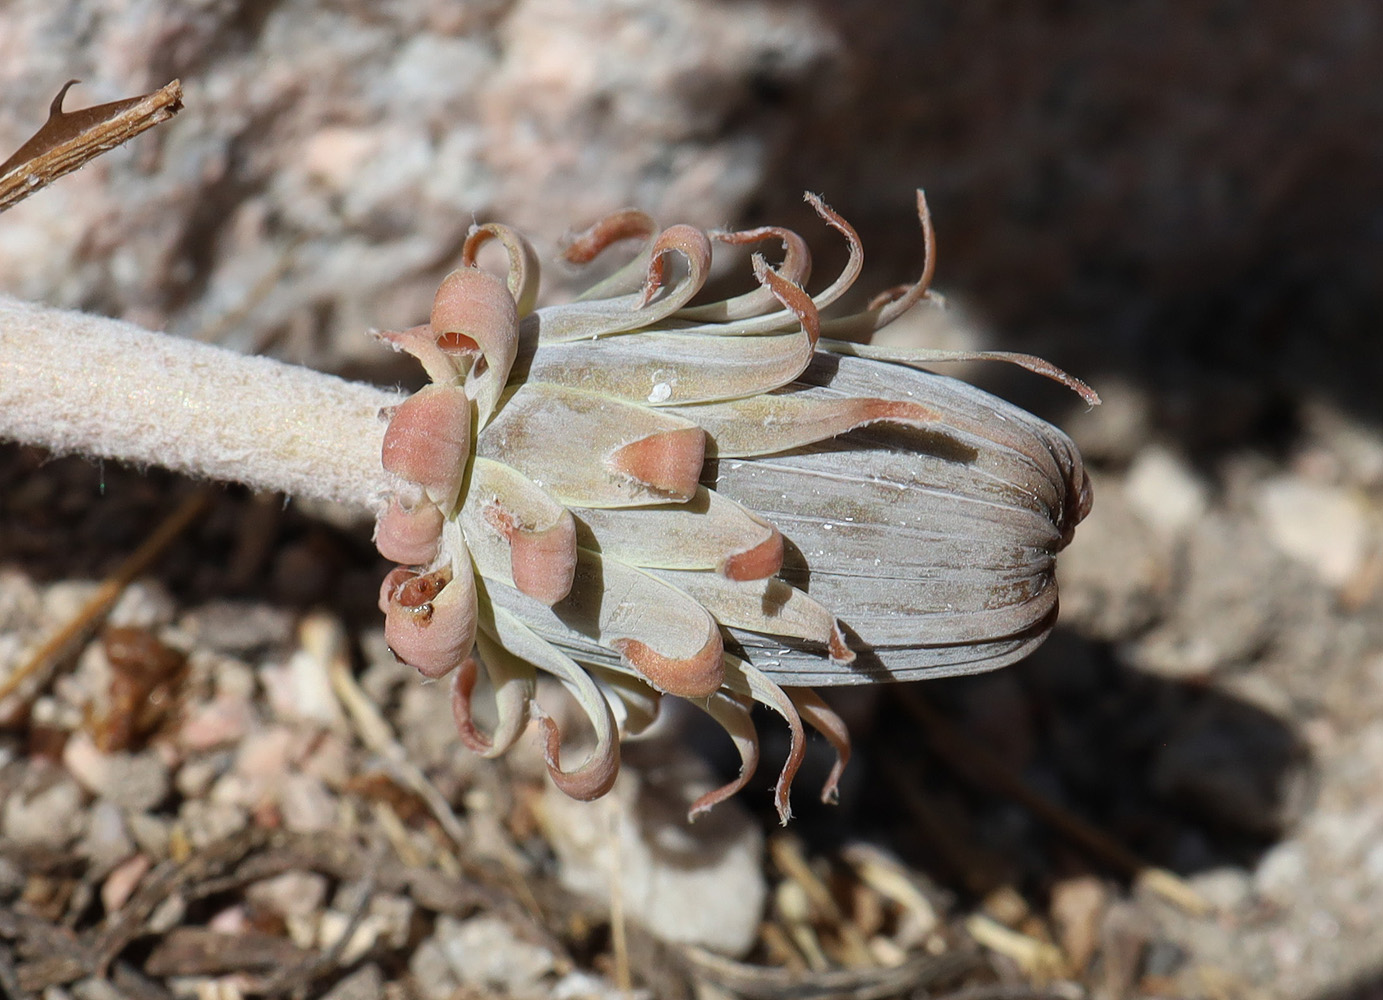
[1049,875,1108,974]
[300,731,353,786]
[540,742,766,956]
[146,893,187,935]
[553,970,648,1000]
[78,799,136,870]
[0,856,24,900]
[42,580,102,622]
[175,751,232,798]
[71,978,125,1000]
[278,773,338,832]
[63,731,171,812]
[317,908,383,966]
[0,568,42,634]
[108,580,177,630]
[435,913,556,992]
[208,905,249,934]
[1143,939,1190,977]
[368,893,416,950]
[1124,446,1209,537]
[1256,477,1369,589]
[247,871,330,920]
[235,727,296,785]
[101,854,153,914]
[178,601,294,655]
[409,936,460,1000]
[1255,842,1309,904]
[1190,867,1254,913]
[1056,478,1167,642]
[178,799,249,848]
[322,964,385,1000]
[179,696,255,751]
[2,775,85,846]
[126,812,173,860]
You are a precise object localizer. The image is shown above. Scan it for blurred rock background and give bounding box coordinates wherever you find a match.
[3,2,1382,998]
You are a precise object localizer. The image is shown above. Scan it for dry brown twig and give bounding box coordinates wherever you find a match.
[0,79,183,214]
[680,942,979,1000]
[0,490,210,711]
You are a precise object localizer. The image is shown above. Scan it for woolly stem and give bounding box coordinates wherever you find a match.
[0,295,405,510]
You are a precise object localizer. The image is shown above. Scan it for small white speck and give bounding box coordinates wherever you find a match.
[647,381,672,403]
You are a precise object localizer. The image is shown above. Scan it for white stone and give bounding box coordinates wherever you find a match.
[277,773,338,833]
[1256,477,1370,588]
[539,746,766,956]
[1190,867,1254,912]
[63,731,172,812]
[553,970,649,1000]
[434,913,556,992]
[1255,841,1308,904]
[408,937,460,1000]
[2,775,85,846]
[108,580,178,629]
[1124,446,1209,537]
[247,871,329,920]
[79,799,136,870]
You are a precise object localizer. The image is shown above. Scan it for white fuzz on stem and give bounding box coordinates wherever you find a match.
[0,295,403,509]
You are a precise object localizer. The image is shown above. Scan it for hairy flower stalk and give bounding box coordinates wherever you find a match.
[371,193,1095,821]
[0,296,401,506]
[0,192,1093,821]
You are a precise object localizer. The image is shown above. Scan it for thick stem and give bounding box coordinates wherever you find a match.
[0,295,405,511]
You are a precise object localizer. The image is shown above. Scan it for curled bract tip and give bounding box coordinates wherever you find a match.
[561,208,657,265]
[461,222,541,317]
[380,563,478,680]
[536,711,620,801]
[607,426,706,501]
[613,631,725,700]
[381,384,471,510]
[688,692,760,821]
[719,526,784,582]
[374,497,443,566]
[484,503,578,606]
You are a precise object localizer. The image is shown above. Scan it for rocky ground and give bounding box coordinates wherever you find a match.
[3,2,1383,999]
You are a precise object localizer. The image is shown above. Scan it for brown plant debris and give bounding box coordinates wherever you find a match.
[0,490,209,712]
[0,79,182,215]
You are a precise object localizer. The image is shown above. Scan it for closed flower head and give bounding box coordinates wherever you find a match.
[374,192,1096,822]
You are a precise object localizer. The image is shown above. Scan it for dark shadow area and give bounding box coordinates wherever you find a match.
[721,628,1312,898]
[0,444,390,628]
[1313,971,1383,1000]
[735,0,1383,451]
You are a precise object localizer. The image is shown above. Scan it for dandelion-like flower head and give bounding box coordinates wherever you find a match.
[374,193,1095,821]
